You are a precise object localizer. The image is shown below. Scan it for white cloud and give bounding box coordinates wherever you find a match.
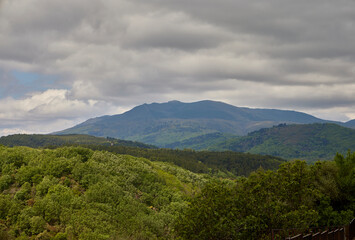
[0,128,31,137]
[0,89,122,134]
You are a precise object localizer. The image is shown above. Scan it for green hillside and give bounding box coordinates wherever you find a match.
[163,132,236,150]
[175,154,355,239]
[0,146,353,239]
[212,123,355,161]
[0,146,208,239]
[0,134,286,177]
[0,134,156,149]
[86,145,285,177]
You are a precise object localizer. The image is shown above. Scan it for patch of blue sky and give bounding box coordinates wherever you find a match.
[9,70,65,97]
[11,70,40,85]
[0,69,69,99]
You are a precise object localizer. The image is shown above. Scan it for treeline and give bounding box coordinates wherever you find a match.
[175,152,355,239]
[0,134,156,149]
[0,134,286,177]
[80,145,286,177]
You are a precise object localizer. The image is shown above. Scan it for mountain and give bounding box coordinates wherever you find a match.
[344,119,355,128]
[210,123,355,161]
[0,134,156,149]
[55,100,337,147]
[163,132,235,150]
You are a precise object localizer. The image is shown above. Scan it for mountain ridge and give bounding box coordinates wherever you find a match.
[344,119,355,128]
[55,100,349,148]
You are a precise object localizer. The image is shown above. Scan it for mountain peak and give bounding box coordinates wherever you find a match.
[167,100,181,103]
[55,100,348,147]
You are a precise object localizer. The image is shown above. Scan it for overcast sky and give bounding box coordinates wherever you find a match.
[1,0,355,136]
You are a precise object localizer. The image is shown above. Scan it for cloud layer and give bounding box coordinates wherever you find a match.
[1,0,355,134]
[0,89,122,135]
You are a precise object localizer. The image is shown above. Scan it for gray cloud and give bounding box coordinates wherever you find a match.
[0,0,355,134]
[120,11,234,50]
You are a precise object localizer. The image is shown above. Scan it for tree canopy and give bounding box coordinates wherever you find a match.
[0,145,353,239]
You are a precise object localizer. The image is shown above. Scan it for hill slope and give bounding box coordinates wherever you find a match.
[0,147,352,239]
[0,134,156,149]
[55,100,335,147]
[344,119,355,128]
[211,123,355,161]
[0,134,286,177]
[0,145,207,239]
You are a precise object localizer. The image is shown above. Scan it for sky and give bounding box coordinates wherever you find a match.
[0,0,355,136]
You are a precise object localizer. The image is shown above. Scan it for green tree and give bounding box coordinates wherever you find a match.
[175,161,320,240]
[175,180,240,239]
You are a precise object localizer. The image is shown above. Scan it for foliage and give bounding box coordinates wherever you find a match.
[174,180,240,239]
[333,151,355,213]
[1,145,353,240]
[0,134,286,177]
[175,157,355,239]
[84,145,285,177]
[0,145,208,239]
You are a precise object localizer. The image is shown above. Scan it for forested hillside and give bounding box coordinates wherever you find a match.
[176,152,355,239]
[0,134,286,177]
[163,132,235,150]
[0,146,353,239]
[84,145,285,177]
[211,123,355,161]
[0,134,155,149]
[0,146,208,239]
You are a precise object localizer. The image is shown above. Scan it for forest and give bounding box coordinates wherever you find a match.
[0,145,354,239]
[82,145,285,177]
[209,123,355,161]
[0,134,156,149]
[0,134,286,177]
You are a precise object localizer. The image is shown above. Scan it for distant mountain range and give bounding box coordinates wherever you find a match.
[55,100,353,146]
[53,100,355,160]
